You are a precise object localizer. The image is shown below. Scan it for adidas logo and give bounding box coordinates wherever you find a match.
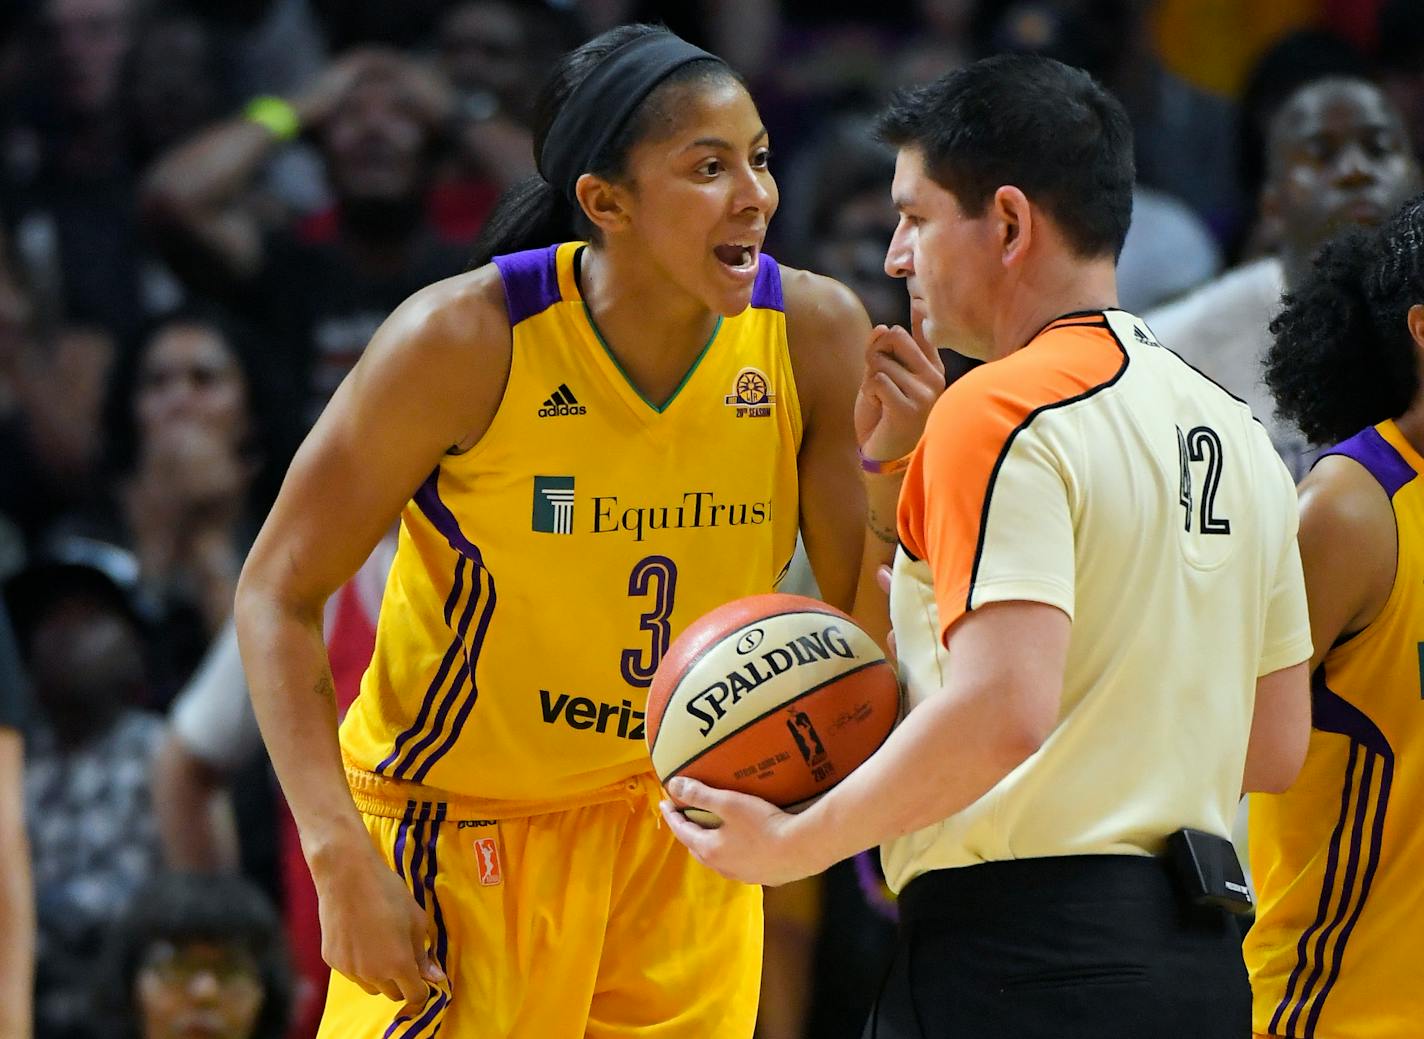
[538,383,587,417]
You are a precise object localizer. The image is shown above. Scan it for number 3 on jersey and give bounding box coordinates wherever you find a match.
[622,555,679,687]
[1177,425,1232,535]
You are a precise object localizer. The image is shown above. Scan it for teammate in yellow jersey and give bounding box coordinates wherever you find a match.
[1247,195,1424,1039]
[233,24,942,1039]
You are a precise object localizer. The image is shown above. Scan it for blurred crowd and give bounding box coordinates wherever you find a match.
[2,0,1423,1037]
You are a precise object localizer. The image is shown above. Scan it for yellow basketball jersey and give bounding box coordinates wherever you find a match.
[339,242,802,806]
[1247,420,1424,1038]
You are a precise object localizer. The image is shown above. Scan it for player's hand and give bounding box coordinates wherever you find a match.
[854,323,945,463]
[311,840,448,1017]
[660,777,831,887]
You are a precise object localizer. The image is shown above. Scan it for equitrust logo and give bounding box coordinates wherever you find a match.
[532,476,575,534]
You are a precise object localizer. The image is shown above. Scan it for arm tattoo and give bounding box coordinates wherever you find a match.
[867,507,898,546]
[314,672,336,703]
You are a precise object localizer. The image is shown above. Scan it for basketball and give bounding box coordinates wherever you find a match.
[645,593,900,827]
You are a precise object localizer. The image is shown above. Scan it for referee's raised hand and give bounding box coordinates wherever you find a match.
[855,323,945,464]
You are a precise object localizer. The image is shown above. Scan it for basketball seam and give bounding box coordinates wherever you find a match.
[660,658,892,778]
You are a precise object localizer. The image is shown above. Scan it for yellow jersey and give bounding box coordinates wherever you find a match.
[1247,419,1424,1038]
[339,242,802,806]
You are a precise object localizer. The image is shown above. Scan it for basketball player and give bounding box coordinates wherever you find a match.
[665,55,1313,1037]
[1247,195,1424,1039]
[233,25,941,1039]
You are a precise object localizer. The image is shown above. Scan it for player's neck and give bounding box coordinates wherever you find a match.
[990,256,1119,360]
[1392,399,1424,458]
[578,245,721,386]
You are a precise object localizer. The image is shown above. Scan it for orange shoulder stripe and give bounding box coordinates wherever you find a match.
[897,317,1128,634]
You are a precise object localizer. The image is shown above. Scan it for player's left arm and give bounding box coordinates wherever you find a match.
[782,267,943,646]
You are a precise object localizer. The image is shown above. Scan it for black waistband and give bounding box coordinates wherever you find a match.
[899,854,1179,923]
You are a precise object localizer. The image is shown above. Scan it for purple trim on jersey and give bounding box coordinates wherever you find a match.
[442,556,467,627]
[1307,755,1392,1036]
[393,658,470,780]
[1269,739,1357,1036]
[411,575,499,782]
[1311,671,1393,757]
[1271,672,1394,1036]
[414,469,484,565]
[494,244,563,325]
[1319,425,1417,500]
[375,630,467,775]
[750,253,783,311]
[375,552,483,777]
[1285,751,1376,1037]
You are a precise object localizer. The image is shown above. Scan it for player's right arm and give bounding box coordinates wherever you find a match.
[234,266,511,1011]
[1242,457,1387,794]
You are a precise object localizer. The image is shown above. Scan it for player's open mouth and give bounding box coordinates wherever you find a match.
[714,242,759,275]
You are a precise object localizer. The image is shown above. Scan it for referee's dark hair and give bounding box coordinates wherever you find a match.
[1266,194,1424,446]
[875,54,1135,261]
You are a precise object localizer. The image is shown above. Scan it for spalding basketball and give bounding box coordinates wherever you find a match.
[646,593,900,827]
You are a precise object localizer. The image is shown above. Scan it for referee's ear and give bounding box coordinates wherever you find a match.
[991,185,1033,269]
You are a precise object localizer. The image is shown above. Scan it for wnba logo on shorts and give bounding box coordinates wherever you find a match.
[474,837,503,886]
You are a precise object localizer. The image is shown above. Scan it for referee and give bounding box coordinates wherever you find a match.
[665,54,1314,1038]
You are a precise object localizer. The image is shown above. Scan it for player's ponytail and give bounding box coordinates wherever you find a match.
[469,176,574,268]
[1266,198,1424,446]
[470,24,733,269]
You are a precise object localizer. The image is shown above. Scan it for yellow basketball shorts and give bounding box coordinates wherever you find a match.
[316,774,763,1039]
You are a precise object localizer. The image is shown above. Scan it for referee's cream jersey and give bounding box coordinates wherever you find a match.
[883,309,1312,892]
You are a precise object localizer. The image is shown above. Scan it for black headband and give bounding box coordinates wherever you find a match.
[538,33,725,204]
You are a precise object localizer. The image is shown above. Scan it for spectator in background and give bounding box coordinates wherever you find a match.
[985,0,1243,242]
[3,0,151,340]
[979,2,1229,309]
[892,0,975,89]
[1115,186,1221,313]
[153,533,396,1037]
[95,872,292,1039]
[0,601,35,1039]
[1378,0,1424,168]
[142,51,473,429]
[122,13,227,176]
[438,1,547,129]
[1148,78,1421,481]
[1233,30,1367,260]
[177,0,327,103]
[6,561,164,1039]
[0,319,115,548]
[0,250,115,552]
[434,0,548,199]
[309,0,448,51]
[50,306,279,701]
